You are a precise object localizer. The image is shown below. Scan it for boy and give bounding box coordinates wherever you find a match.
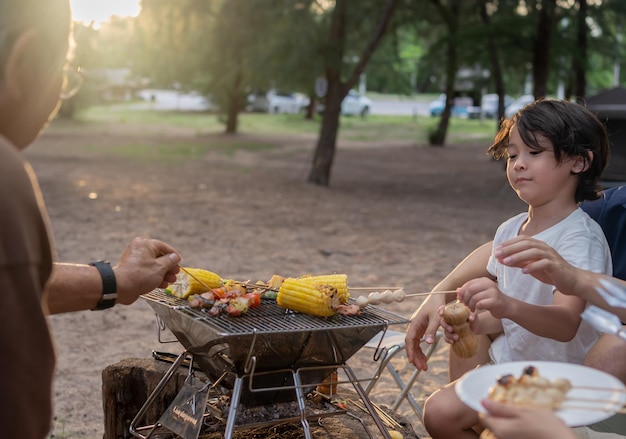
[422,99,612,438]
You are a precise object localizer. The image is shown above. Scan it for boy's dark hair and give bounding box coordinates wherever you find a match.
[488,99,609,203]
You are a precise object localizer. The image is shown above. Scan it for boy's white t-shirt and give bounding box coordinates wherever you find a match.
[487,208,612,364]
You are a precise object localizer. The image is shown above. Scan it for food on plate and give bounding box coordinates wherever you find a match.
[487,365,572,410]
[277,278,340,317]
[166,267,223,299]
[300,273,349,304]
[442,301,478,358]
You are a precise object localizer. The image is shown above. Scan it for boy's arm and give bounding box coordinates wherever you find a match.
[472,310,503,335]
[498,291,586,342]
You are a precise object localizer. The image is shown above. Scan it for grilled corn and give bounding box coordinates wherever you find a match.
[167,267,223,299]
[277,278,339,317]
[300,274,349,304]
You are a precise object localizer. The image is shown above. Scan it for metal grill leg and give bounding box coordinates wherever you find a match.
[342,364,392,439]
[223,376,243,439]
[129,351,190,438]
[292,370,313,439]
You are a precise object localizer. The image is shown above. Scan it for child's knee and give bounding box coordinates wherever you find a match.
[423,387,454,432]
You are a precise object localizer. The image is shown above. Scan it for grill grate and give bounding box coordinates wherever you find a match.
[143,289,408,337]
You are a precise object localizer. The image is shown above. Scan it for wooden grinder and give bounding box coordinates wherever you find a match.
[442,300,478,358]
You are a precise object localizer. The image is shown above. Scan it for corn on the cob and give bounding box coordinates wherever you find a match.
[167,267,223,299]
[277,278,339,317]
[300,274,349,304]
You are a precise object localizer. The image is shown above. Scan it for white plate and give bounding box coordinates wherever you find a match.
[455,361,626,427]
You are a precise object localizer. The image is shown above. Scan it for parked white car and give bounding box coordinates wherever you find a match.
[247,91,309,114]
[505,94,535,118]
[341,90,372,117]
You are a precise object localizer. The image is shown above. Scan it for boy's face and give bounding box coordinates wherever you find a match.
[505,126,580,208]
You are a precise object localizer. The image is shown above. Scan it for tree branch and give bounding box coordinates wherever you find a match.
[343,0,398,93]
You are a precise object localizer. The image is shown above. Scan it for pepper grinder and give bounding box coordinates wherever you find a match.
[442,300,478,358]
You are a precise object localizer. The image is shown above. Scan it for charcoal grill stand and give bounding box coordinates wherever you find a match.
[131,290,409,439]
[129,349,395,439]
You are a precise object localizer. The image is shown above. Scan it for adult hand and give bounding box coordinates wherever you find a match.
[113,237,181,305]
[479,399,576,439]
[494,236,577,293]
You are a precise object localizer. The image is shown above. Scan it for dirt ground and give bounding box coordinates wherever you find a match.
[27,118,525,438]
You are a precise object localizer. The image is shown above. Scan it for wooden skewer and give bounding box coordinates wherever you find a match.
[571,385,626,393]
[566,395,626,404]
[404,290,458,297]
[350,289,457,297]
[559,404,626,414]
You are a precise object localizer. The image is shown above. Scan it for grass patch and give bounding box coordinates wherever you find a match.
[67,137,277,164]
[56,104,498,148]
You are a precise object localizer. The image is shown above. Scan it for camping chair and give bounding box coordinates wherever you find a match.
[362,328,442,419]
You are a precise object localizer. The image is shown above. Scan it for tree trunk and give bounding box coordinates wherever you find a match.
[308,82,342,185]
[304,92,316,120]
[479,0,506,126]
[225,72,243,134]
[532,0,557,98]
[431,0,460,146]
[573,0,588,101]
[307,0,397,186]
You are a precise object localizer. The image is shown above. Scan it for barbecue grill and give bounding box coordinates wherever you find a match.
[130,289,409,439]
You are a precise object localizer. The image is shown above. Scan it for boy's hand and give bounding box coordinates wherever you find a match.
[457,277,510,319]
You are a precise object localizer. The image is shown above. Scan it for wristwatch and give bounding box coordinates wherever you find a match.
[89,260,117,310]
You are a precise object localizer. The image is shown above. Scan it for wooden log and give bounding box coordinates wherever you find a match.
[102,356,203,439]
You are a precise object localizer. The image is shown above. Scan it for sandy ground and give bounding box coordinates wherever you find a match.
[27,118,524,438]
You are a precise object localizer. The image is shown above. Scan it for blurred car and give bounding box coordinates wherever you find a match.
[504,94,535,118]
[315,90,373,117]
[341,90,372,117]
[468,94,514,119]
[429,94,472,117]
[247,90,309,114]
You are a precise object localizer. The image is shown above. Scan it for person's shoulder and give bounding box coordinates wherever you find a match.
[581,186,626,225]
[602,186,626,205]
[555,208,605,240]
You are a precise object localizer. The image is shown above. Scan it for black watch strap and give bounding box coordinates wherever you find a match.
[89,260,117,310]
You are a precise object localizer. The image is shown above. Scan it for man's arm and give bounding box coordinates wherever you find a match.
[45,237,181,314]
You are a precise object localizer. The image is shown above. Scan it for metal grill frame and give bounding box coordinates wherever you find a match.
[143,289,408,336]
